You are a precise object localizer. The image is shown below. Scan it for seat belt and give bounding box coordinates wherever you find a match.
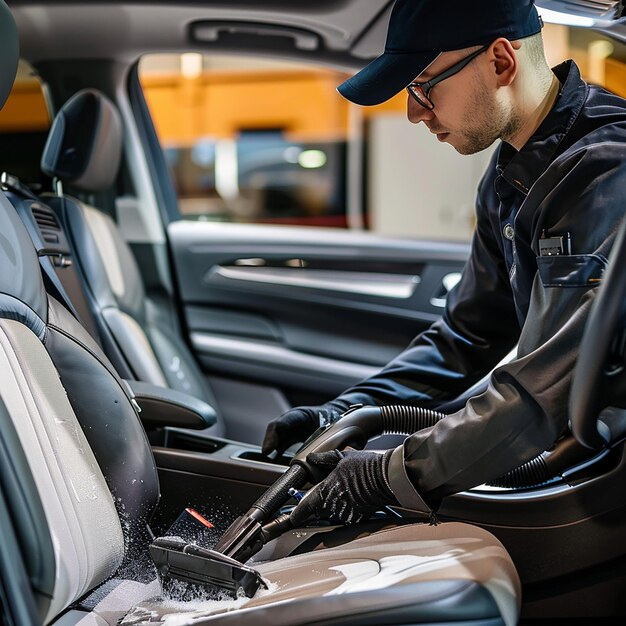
[0,171,86,325]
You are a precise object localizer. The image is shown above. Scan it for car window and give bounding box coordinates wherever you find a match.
[139,55,351,227]
[138,23,626,242]
[0,60,51,190]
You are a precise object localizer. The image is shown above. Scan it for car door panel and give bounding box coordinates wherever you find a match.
[169,221,469,404]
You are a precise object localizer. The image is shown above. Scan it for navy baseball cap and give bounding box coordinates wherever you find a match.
[338,0,542,106]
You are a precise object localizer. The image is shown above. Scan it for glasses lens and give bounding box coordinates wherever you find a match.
[407,84,433,110]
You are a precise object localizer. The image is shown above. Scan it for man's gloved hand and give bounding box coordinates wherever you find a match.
[290,449,397,526]
[262,399,351,457]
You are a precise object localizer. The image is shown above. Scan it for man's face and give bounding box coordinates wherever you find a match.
[407,47,513,155]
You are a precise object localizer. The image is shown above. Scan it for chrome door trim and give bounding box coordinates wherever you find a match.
[210,266,420,299]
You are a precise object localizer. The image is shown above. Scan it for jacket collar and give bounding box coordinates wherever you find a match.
[496,60,588,196]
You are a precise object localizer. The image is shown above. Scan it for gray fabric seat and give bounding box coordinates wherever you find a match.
[40,89,225,435]
[0,10,520,622]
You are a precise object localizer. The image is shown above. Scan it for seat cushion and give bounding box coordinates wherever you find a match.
[67,522,519,626]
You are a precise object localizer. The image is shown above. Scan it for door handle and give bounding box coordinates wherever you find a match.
[430,272,462,308]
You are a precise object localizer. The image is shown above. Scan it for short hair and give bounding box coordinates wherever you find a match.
[466,32,547,68]
[519,32,548,69]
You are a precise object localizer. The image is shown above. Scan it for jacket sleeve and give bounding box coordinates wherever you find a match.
[337,165,520,410]
[386,144,626,510]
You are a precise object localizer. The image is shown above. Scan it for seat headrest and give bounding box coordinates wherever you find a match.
[0,194,48,337]
[0,1,19,111]
[41,89,122,192]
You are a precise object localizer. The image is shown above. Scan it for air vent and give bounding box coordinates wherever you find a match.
[31,204,61,243]
[538,0,623,19]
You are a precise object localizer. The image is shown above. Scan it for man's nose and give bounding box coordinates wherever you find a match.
[407,96,435,124]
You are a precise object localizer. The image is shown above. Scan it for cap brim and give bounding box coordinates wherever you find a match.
[338,50,439,106]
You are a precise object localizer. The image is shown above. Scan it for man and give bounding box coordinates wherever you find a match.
[263,0,626,525]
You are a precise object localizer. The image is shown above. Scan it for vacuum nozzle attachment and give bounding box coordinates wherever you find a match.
[150,537,268,598]
[149,463,308,599]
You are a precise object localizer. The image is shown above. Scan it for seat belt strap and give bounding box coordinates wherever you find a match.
[1,171,86,325]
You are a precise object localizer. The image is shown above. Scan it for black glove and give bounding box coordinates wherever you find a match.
[290,449,397,526]
[262,399,351,457]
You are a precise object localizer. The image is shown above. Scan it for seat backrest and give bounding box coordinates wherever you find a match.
[40,90,223,430]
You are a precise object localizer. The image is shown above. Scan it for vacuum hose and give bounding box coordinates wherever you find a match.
[375,405,595,489]
[380,404,446,434]
[489,434,595,488]
[215,404,595,562]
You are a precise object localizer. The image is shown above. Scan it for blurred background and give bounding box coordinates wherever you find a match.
[1,22,625,242]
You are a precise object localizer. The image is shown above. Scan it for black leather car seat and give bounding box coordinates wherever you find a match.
[0,6,521,624]
[39,90,225,435]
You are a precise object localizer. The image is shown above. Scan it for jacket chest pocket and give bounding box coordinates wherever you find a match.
[537,254,606,288]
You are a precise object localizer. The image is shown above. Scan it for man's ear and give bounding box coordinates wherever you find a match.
[489,38,520,87]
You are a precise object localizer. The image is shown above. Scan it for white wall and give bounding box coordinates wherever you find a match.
[368,114,496,241]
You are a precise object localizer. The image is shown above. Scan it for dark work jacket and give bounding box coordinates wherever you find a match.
[338,61,626,510]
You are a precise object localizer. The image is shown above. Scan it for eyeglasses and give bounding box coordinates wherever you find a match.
[406,45,490,111]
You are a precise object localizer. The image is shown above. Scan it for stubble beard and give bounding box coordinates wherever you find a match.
[455,88,521,156]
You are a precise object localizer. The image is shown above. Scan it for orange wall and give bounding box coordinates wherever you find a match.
[0,81,49,132]
[142,69,349,144]
[141,68,407,145]
[0,68,408,139]
[5,58,624,140]
[605,58,626,99]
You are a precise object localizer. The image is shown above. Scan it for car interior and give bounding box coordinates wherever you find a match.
[1,0,626,624]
